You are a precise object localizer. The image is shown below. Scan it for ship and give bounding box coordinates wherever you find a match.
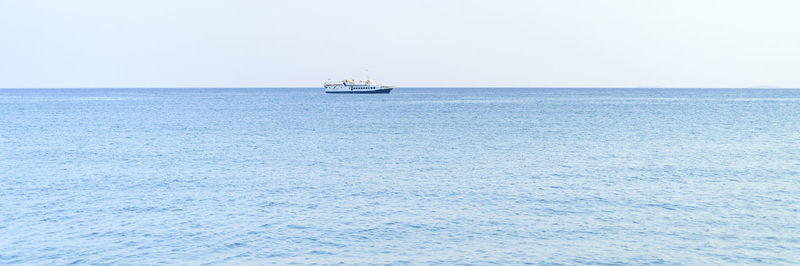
[324,71,394,94]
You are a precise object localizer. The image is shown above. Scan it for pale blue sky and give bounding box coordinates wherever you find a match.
[1,0,799,88]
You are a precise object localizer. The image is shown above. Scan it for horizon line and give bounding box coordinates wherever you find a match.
[0,86,797,90]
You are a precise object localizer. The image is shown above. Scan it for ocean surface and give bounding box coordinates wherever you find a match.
[1,88,799,264]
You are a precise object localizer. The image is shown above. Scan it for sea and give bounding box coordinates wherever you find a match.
[1,88,799,264]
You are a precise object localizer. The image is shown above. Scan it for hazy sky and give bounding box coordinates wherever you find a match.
[1,0,799,88]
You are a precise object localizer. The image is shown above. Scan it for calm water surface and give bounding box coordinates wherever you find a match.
[1,88,799,264]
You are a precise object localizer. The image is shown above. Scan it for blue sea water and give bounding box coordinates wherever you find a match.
[1,88,799,264]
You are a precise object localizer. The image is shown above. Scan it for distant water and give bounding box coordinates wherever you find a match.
[1,88,799,264]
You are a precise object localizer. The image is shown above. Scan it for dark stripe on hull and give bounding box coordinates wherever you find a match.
[326,88,392,94]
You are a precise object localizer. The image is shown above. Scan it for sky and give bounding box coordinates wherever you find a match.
[1,0,799,88]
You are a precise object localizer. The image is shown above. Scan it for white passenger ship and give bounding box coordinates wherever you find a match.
[324,73,394,94]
